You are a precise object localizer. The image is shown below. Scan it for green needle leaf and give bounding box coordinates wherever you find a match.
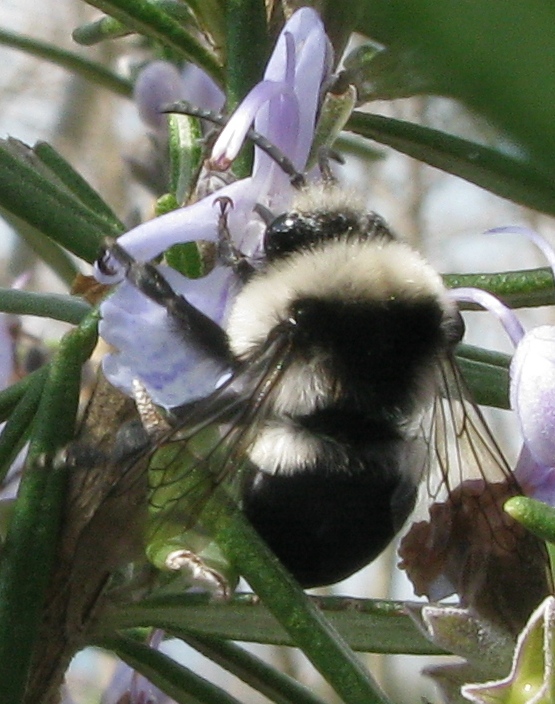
[347,112,555,217]
[506,497,555,545]
[0,27,132,97]
[0,313,98,704]
[455,344,510,410]
[81,0,224,85]
[179,632,328,704]
[0,289,91,325]
[175,505,389,702]
[0,369,49,423]
[0,138,124,262]
[98,633,245,704]
[103,593,440,655]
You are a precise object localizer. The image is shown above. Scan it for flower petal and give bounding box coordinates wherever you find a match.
[211,79,296,169]
[510,326,555,468]
[100,266,235,407]
[513,445,555,506]
[97,8,329,408]
[450,287,525,346]
[255,8,330,178]
[96,178,263,283]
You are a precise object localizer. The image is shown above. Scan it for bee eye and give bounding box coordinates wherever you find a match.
[263,213,305,259]
[448,310,466,345]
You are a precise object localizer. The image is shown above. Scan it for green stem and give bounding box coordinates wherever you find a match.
[225,0,268,177]
[82,0,224,85]
[98,634,245,704]
[445,267,555,309]
[0,290,90,325]
[206,501,391,704]
[0,27,132,97]
[0,313,98,704]
[225,0,267,106]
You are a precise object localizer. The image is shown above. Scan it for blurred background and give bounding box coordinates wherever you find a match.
[1,1,554,701]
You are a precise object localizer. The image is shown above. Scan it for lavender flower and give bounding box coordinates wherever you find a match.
[400,231,555,702]
[399,231,555,652]
[97,7,330,408]
[509,326,555,504]
[134,60,224,135]
[130,59,225,194]
[453,226,555,505]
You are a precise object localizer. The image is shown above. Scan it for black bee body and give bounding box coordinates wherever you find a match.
[221,188,463,586]
[102,186,464,588]
[243,433,417,587]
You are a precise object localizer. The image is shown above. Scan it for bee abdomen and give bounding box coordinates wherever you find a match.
[242,447,418,587]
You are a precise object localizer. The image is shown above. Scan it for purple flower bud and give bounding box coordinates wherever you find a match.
[134,61,188,132]
[180,62,225,114]
[134,60,224,134]
[510,327,555,504]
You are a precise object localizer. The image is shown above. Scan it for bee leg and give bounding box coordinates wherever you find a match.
[317,146,344,185]
[131,379,171,440]
[165,549,230,599]
[103,239,233,367]
[213,196,255,283]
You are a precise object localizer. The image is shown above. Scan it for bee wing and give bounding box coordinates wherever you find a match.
[429,356,516,498]
[400,355,552,635]
[138,329,295,545]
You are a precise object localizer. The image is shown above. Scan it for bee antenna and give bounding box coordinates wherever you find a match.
[253,203,275,226]
[162,100,307,190]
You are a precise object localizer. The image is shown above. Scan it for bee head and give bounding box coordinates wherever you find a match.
[263,186,394,260]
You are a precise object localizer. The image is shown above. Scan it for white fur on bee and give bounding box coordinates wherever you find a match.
[227,236,453,358]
